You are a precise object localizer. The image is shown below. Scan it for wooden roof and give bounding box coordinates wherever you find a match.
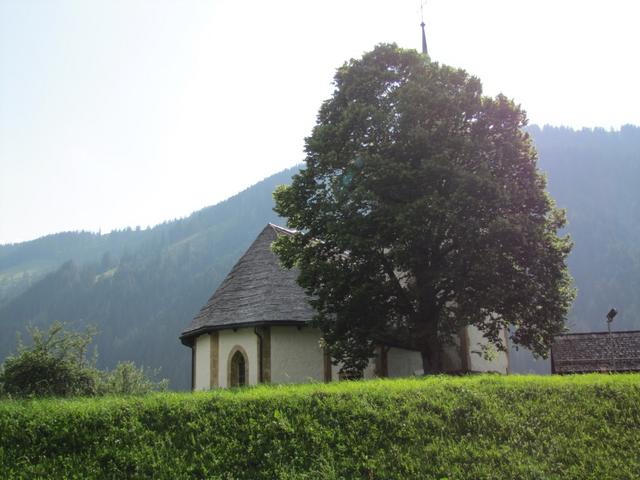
[551,330,640,374]
[180,224,314,345]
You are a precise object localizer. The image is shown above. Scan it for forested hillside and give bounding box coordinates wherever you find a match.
[0,229,152,305]
[0,168,293,390]
[533,125,640,332]
[1,126,639,385]
[512,125,640,372]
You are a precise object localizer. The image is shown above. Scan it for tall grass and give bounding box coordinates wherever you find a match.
[1,374,638,479]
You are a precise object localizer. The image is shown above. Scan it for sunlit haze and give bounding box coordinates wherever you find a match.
[1,0,639,244]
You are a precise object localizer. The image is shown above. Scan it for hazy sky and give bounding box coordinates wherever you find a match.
[1,0,639,245]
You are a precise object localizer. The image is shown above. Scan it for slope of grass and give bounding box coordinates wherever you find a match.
[0,374,638,479]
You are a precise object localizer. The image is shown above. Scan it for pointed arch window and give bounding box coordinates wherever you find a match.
[229,348,248,387]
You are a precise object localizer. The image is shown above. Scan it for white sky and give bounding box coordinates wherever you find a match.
[1,0,639,245]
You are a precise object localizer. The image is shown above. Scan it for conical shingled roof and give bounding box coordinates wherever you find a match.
[180,224,315,345]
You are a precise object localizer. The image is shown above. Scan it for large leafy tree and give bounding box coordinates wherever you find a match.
[273,44,574,375]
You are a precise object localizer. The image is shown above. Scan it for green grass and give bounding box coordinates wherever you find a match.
[0,374,638,479]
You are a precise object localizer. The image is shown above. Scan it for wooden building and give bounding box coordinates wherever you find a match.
[551,331,640,374]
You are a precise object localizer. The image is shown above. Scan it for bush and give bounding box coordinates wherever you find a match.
[0,374,638,479]
[0,323,168,398]
[0,323,97,397]
[97,361,168,395]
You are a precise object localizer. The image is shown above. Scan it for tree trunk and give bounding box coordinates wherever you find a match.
[420,336,442,374]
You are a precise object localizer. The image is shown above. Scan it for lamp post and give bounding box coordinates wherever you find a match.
[606,308,617,371]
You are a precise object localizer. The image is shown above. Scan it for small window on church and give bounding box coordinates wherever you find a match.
[230,350,247,387]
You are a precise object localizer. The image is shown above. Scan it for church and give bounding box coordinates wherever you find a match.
[180,224,509,390]
[179,20,511,390]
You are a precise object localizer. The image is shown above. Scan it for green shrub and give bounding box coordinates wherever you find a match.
[0,374,638,479]
[0,323,168,398]
[97,361,169,395]
[0,322,97,397]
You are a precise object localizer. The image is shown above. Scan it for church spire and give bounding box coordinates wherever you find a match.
[420,1,429,57]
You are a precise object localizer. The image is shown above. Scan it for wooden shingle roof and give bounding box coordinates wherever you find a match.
[551,330,640,374]
[180,224,314,345]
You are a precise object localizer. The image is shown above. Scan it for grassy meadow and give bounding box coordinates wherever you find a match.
[0,374,638,479]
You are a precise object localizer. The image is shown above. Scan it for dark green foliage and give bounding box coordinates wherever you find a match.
[0,375,638,479]
[274,44,574,374]
[0,322,97,397]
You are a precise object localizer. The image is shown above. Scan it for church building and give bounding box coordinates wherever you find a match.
[178,11,512,390]
[180,224,509,390]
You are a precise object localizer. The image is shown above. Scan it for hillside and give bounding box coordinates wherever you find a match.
[0,167,295,390]
[1,375,638,479]
[1,125,639,384]
[0,230,151,305]
[512,125,640,372]
[534,125,640,332]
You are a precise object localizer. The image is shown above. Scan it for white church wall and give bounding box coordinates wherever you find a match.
[195,324,509,391]
[270,326,325,384]
[442,337,463,372]
[329,347,420,380]
[329,356,377,380]
[387,347,424,377]
[194,334,211,391]
[466,325,509,373]
[362,359,377,379]
[330,361,339,380]
[218,328,259,388]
